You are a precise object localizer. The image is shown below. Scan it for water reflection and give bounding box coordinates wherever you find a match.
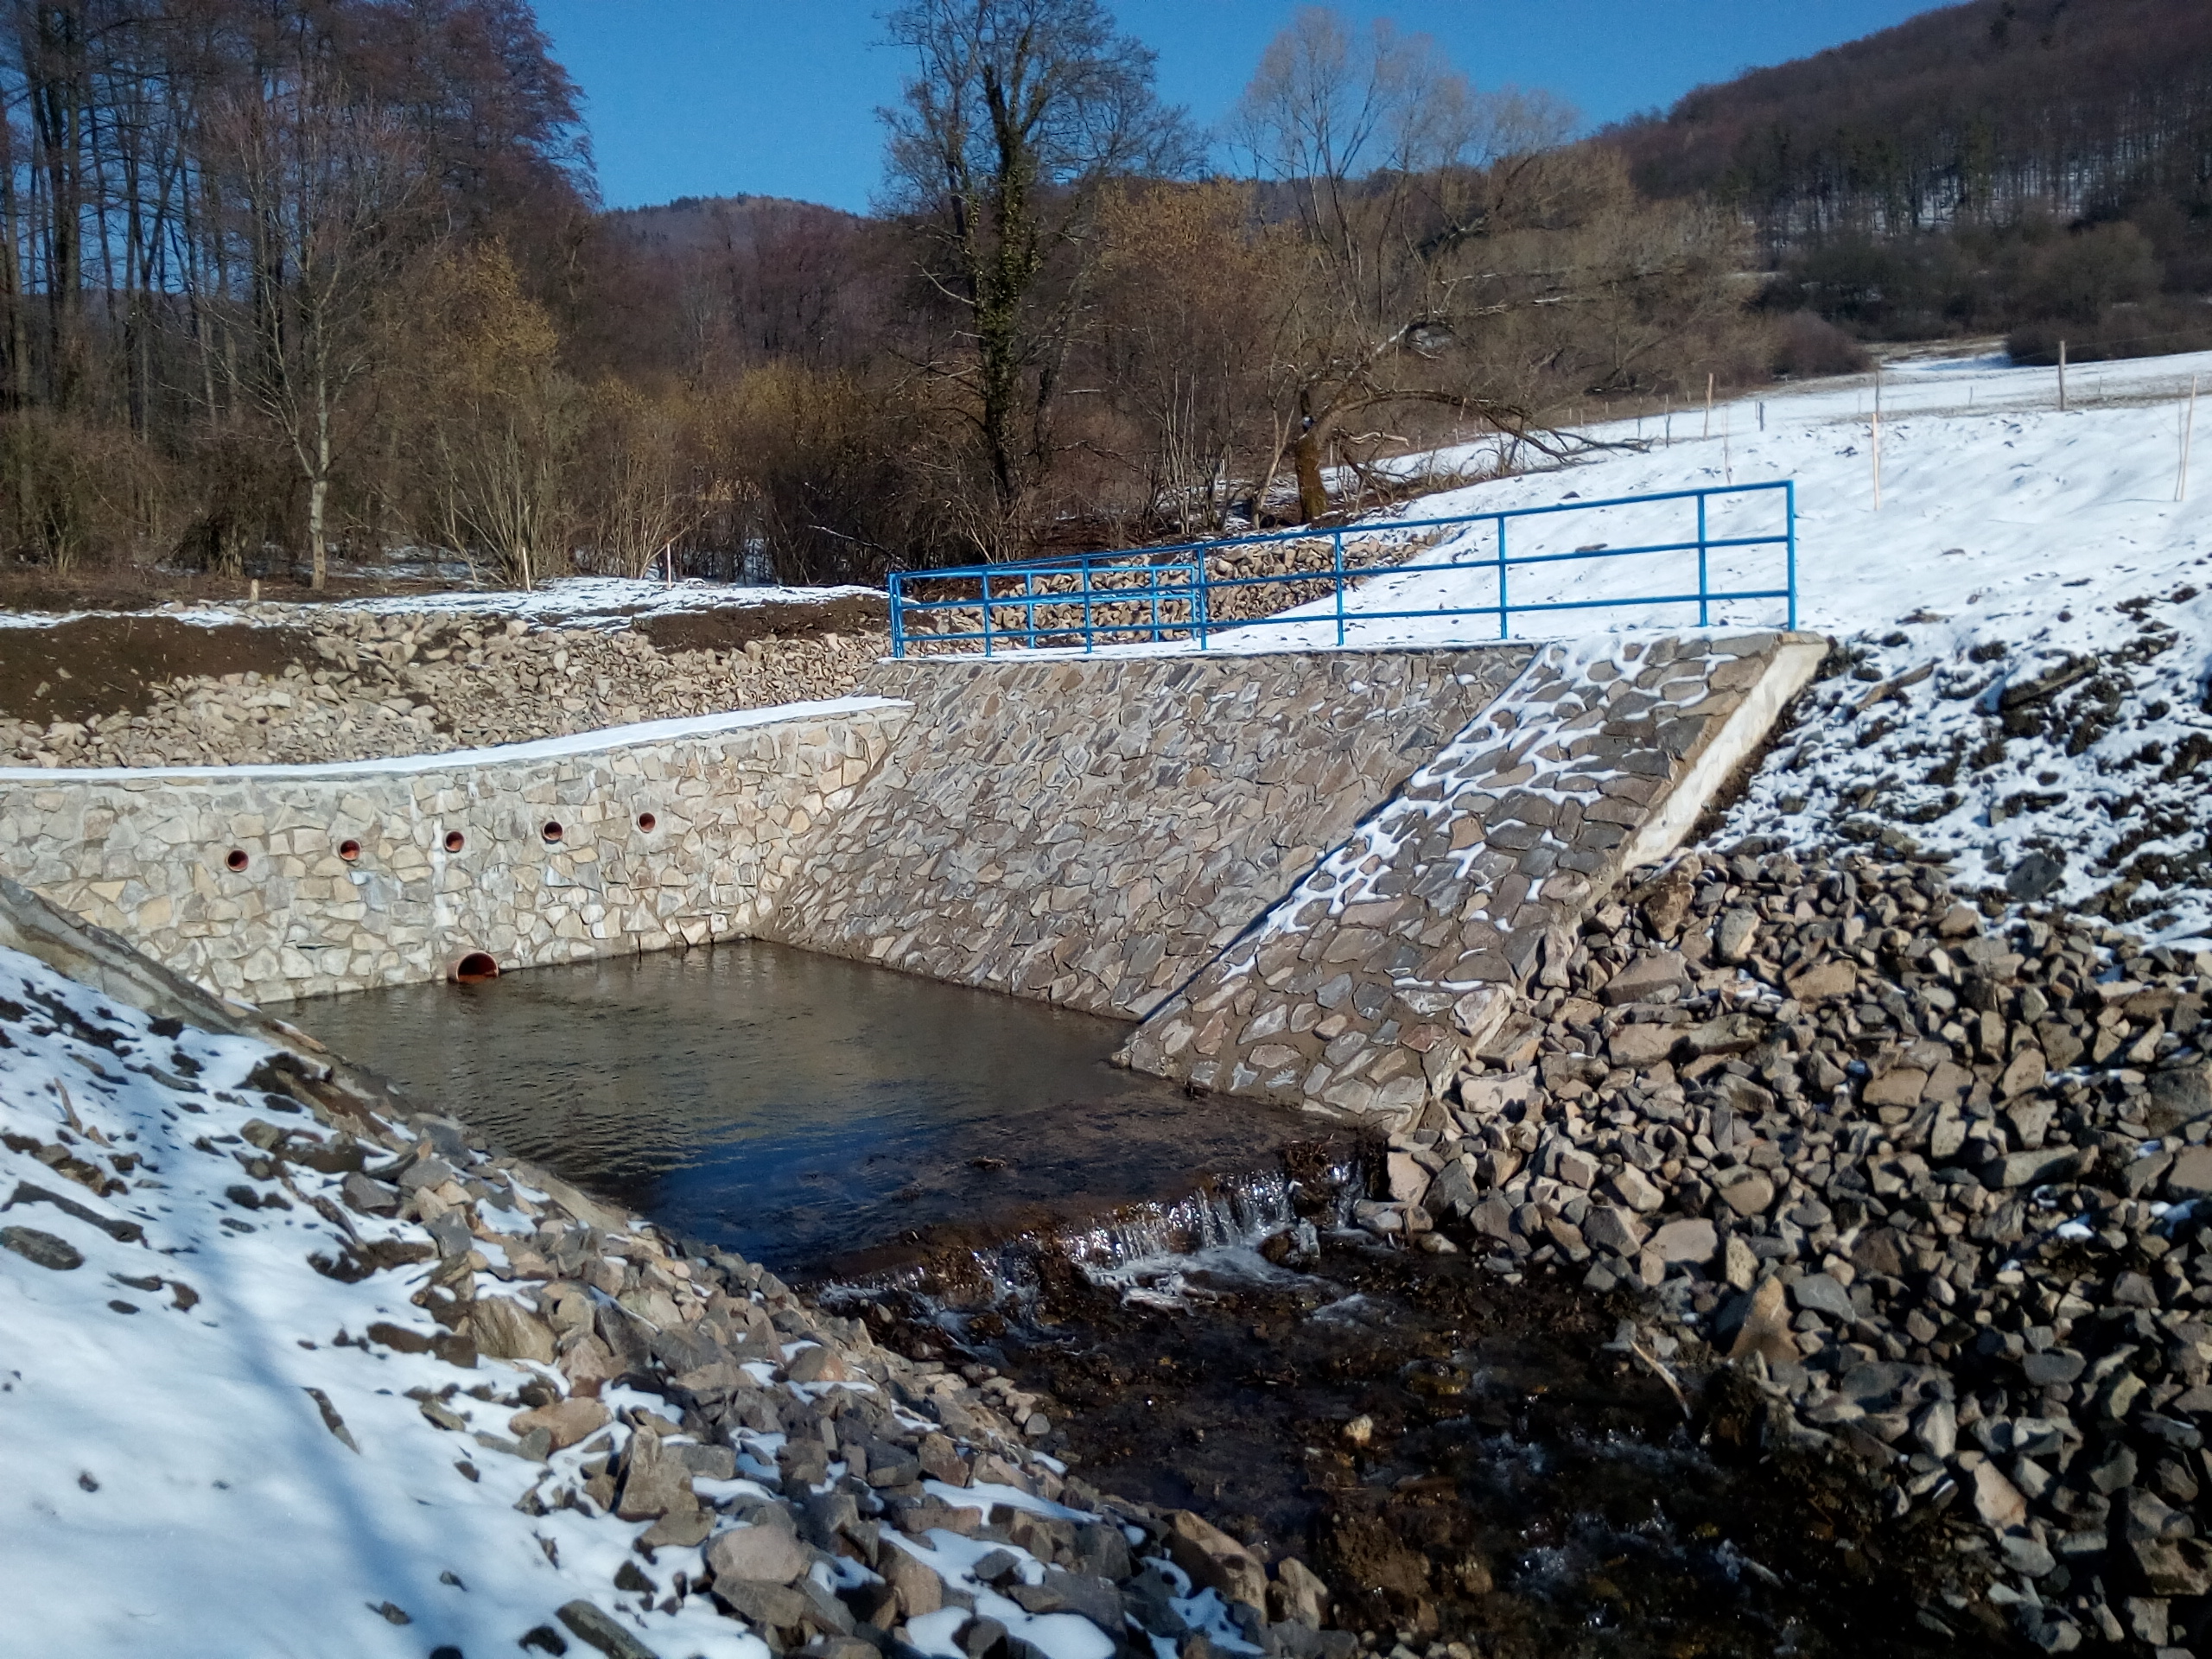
[280,940,1302,1274]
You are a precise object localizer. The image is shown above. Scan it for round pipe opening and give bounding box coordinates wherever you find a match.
[338,839,361,863]
[443,830,466,854]
[450,951,499,984]
[541,821,564,843]
[225,849,250,873]
[636,811,657,833]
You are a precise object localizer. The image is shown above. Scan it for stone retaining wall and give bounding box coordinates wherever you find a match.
[764,649,1531,1018]
[1119,632,1827,1119]
[0,700,908,1004]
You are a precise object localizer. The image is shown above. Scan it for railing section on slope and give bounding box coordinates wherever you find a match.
[888,480,1796,657]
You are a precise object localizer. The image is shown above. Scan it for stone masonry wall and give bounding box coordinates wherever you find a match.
[765,649,1532,1019]
[0,701,908,1005]
[1120,632,1827,1119]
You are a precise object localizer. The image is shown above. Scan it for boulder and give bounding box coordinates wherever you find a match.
[556,1599,663,1659]
[470,1295,556,1364]
[1789,1273,1857,1324]
[511,1396,610,1452]
[705,1512,810,1587]
[2147,1063,2211,1134]
[1726,1277,1797,1365]
[1165,1510,1268,1612]
[1581,1204,1646,1257]
[1608,1167,1663,1214]
[1599,952,1688,1007]
[614,1431,698,1522]
[1714,1168,1776,1217]
[1784,959,1858,1002]
[882,1545,944,1618]
[1971,1462,2028,1530]
[1606,1023,1680,1068]
[1649,1217,1717,1266]
[2164,1145,2212,1200]
[1271,1557,1330,1630]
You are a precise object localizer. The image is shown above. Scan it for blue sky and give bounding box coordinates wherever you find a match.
[533,1,1939,213]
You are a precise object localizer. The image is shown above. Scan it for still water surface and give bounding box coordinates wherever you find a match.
[282,940,1302,1276]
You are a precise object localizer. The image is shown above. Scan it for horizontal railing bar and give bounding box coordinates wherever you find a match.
[887,480,1797,658]
[899,533,1791,593]
[911,480,1793,575]
[1198,590,1795,629]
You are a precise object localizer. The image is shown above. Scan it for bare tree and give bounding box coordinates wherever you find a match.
[207,54,419,588]
[880,0,1196,551]
[1233,7,1580,519]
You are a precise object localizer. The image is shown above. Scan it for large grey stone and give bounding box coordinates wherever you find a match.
[1789,1273,1857,1323]
[705,1513,810,1586]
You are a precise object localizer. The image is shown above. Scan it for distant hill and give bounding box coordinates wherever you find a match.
[1607,0,2212,271]
[601,194,862,259]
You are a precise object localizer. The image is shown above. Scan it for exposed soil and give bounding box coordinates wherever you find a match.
[0,616,315,726]
[632,592,886,652]
[859,1166,2005,1659]
[0,591,887,733]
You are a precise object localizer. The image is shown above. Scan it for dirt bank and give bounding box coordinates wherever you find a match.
[0,584,890,767]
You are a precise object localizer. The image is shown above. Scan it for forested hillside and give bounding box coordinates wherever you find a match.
[1609,0,2212,351]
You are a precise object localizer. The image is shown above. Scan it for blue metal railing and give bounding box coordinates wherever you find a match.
[887,480,1796,658]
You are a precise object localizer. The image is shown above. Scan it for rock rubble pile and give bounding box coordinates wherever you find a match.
[2,607,885,770]
[1371,842,2212,1652]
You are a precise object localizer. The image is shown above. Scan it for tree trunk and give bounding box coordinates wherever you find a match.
[307,473,327,590]
[1292,426,1330,522]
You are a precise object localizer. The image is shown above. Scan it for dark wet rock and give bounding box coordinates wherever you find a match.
[1,1224,84,1270]
[2005,851,2066,901]
[556,1598,664,1659]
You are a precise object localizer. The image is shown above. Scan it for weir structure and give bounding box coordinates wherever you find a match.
[0,633,1822,1126]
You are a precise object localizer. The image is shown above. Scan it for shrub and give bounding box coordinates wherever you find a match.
[2006,296,2212,366]
[1770,310,1871,378]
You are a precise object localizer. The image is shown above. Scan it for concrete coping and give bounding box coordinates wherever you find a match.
[0,696,911,785]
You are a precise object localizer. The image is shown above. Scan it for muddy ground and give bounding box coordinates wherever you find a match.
[853,1160,2006,1659]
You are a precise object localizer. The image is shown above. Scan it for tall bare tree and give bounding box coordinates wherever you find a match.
[208,54,419,588]
[880,0,1195,550]
[1233,7,1580,519]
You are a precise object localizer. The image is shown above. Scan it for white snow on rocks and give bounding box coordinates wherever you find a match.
[0,944,753,1658]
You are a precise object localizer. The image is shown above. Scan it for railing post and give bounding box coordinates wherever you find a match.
[1496,516,1509,639]
[1332,530,1346,647]
[889,573,906,659]
[1083,556,1095,652]
[980,569,994,658]
[1785,479,1798,631]
[1696,491,1710,629]
[1195,559,1211,650]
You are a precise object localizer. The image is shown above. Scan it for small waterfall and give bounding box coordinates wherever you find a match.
[814,1148,1368,1323]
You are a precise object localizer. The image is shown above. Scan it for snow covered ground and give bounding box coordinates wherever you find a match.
[988,347,2212,944]
[0,944,763,1657]
[0,575,881,632]
[1386,349,2212,944]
